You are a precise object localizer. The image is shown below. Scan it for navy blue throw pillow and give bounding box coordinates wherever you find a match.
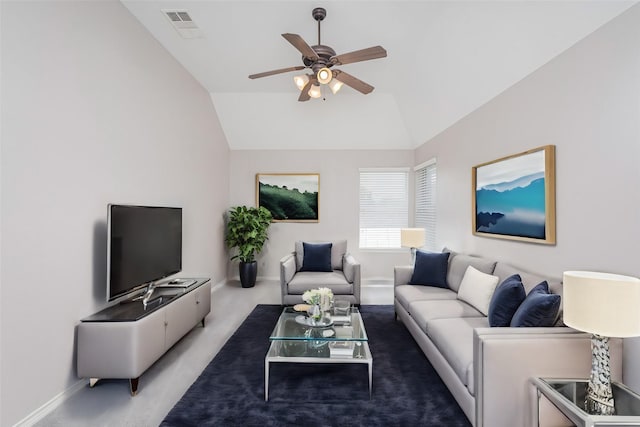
[409,250,450,288]
[510,280,561,327]
[488,274,526,327]
[300,242,333,272]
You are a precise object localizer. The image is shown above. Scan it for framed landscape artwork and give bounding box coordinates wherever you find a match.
[256,173,320,222]
[472,145,556,244]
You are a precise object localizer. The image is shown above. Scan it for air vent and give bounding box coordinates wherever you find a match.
[162,9,203,39]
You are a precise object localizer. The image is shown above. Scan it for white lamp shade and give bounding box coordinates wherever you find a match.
[316,67,332,84]
[293,74,309,90]
[328,79,343,94]
[400,228,425,248]
[563,271,640,338]
[308,84,322,99]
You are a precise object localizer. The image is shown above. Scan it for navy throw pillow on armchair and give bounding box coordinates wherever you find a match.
[300,242,333,272]
[488,274,526,327]
[409,250,450,288]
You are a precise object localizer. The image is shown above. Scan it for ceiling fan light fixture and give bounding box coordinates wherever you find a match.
[293,74,309,91]
[328,78,343,94]
[316,67,332,84]
[308,84,322,99]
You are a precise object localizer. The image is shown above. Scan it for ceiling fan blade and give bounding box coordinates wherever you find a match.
[249,66,305,79]
[330,46,387,66]
[298,79,314,102]
[282,33,319,61]
[333,70,374,94]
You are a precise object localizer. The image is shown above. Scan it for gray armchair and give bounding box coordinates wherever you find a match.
[279,240,361,305]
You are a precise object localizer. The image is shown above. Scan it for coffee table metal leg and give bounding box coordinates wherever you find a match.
[368,360,373,399]
[264,358,270,401]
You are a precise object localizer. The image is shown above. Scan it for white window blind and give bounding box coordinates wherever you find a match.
[359,169,409,249]
[415,159,437,251]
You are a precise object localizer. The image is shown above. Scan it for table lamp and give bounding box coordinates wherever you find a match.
[400,228,425,264]
[563,271,640,415]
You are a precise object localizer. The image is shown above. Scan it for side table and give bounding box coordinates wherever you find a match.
[530,378,640,427]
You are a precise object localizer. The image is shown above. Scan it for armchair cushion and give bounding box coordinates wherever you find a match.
[295,240,346,271]
[300,242,333,272]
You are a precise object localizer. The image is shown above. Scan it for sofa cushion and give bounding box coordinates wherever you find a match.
[299,242,333,272]
[426,317,488,395]
[409,250,450,288]
[488,274,526,327]
[447,254,497,292]
[296,240,346,271]
[288,271,353,295]
[409,300,484,334]
[394,285,457,312]
[456,266,500,316]
[511,281,561,327]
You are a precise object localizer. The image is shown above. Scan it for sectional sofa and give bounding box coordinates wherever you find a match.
[394,250,623,427]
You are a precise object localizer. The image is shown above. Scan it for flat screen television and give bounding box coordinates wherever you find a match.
[107,204,182,302]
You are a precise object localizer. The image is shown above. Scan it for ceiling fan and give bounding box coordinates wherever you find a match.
[248,7,387,101]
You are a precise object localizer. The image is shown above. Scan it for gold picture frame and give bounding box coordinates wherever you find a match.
[256,173,320,223]
[472,145,556,244]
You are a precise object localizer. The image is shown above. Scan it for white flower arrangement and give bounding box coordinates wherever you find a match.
[302,287,333,311]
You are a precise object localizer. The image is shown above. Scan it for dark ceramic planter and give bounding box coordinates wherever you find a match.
[239,261,257,288]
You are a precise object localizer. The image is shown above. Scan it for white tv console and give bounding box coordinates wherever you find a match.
[77,278,211,395]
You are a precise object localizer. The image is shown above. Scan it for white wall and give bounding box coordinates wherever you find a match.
[0,1,230,425]
[228,149,415,281]
[414,5,640,390]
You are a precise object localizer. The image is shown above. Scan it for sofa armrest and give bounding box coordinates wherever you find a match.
[343,253,361,304]
[280,253,296,285]
[473,327,622,427]
[394,266,413,287]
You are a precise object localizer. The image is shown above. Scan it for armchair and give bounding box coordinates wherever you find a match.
[280,240,361,305]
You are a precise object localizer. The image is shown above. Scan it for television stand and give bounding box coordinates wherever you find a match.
[77,278,211,395]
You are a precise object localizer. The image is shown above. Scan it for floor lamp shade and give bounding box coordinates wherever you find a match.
[563,271,640,338]
[400,228,425,249]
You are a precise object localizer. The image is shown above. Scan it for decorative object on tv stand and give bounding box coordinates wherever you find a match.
[225,205,272,288]
[248,7,387,102]
[563,271,640,415]
[401,228,425,264]
[472,145,556,244]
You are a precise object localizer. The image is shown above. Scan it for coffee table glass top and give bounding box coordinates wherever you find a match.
[269,307,368,342]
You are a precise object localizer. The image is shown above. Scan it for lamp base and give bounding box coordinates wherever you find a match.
[586,334,615,415]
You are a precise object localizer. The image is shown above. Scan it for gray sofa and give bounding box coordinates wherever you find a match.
[394,250,623,427]
[280,240,361,305]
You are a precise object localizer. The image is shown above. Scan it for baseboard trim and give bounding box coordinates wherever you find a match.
[14,379,86,427]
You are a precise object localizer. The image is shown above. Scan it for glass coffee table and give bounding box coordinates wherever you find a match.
[264,306,373,401]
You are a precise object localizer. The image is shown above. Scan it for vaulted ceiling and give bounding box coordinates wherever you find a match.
[121,1,635,150]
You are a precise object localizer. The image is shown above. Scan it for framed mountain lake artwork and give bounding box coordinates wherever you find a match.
[472,145,556,244]
[256,173,320,222]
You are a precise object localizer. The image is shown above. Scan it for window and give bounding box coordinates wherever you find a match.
[414,159,437,251]
[359,168,409,249]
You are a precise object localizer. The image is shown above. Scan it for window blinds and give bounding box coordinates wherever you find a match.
[414,159,437,251]
[359,169,409,249]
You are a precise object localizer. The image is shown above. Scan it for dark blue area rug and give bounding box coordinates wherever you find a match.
[161,305,470,427]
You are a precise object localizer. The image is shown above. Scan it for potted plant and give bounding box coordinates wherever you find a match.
[225,205,272,288]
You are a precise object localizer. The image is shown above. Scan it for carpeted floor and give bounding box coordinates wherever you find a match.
[161,305,471,427]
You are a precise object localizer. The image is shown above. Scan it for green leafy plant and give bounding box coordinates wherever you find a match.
[225,205,272,263]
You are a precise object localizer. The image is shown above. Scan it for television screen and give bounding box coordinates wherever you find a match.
[107,204,182,302]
